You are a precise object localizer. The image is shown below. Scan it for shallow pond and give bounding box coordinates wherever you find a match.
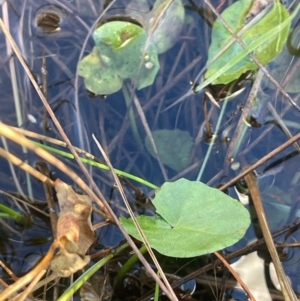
[0,0,300,300]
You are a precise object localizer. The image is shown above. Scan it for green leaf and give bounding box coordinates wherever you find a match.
[94,20,143,50]
[93,21,160,90]
[121,178,250,257]
[145,129,193,172]
[78,47,123,95]
[194,5,299,93]
[78,0,185,95]
[205,0,291,85]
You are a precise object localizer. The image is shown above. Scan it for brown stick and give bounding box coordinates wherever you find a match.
[35,162,58,238]
[244,172,298,301]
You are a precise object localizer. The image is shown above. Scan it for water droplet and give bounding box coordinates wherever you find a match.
[100,55,110,64]
[231,162,240,171]
[145,62,153,69]
[27,114,37,124]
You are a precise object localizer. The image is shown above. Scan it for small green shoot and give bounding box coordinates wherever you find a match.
[114,245,148,289]
[0,203,26,224]
[154,275,160,301]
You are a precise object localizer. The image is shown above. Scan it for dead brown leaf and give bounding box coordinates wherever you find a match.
[245,0,274,23]
[51,179,95,276]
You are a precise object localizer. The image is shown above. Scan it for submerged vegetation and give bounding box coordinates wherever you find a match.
[0,0,300,300]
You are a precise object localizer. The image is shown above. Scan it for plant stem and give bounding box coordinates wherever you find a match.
[114,245,148,289]
[56,243,130,301]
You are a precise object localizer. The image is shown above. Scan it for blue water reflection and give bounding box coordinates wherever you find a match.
[0,0,300,299]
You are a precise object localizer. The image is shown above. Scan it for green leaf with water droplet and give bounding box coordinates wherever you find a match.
[78,47,123,95]
[205,0,291,85]
[93,21,160,90]
[121,178,250,257]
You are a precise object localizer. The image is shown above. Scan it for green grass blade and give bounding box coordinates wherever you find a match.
[33,142,159,190]
[0,203,26,224]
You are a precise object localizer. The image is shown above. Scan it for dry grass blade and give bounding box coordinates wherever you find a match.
[244,172,298,301]
[0,147,54,186]
[0,261,35,300]
[0,241,58,300]
[214,251,256,301]
[131,88,168,181]
[0,122,109,219]
[2,2,22,128]
[266,101,300,152]
[0,191,49,217]
[0,17,113,221]
[11,270,46,301]
[92,134,179,301]
[11,127,104,162]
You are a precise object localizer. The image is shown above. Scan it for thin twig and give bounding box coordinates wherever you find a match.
[0,241,58,300]
[42,47,50,132]
[0,191,49,217]
[214,251,256,301]
[0,18,113,220]
[0,147,54,187]
[0,123,108,219]
[266,101,300,152]
[219,131,300,191]
[92,134,178,301]
[130,85,169,181]
[35,162,58,238]
[225,70,265,163]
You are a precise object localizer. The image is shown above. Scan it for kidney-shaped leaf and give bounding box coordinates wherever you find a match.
[121,178,250,257]
[205,0,291,84]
